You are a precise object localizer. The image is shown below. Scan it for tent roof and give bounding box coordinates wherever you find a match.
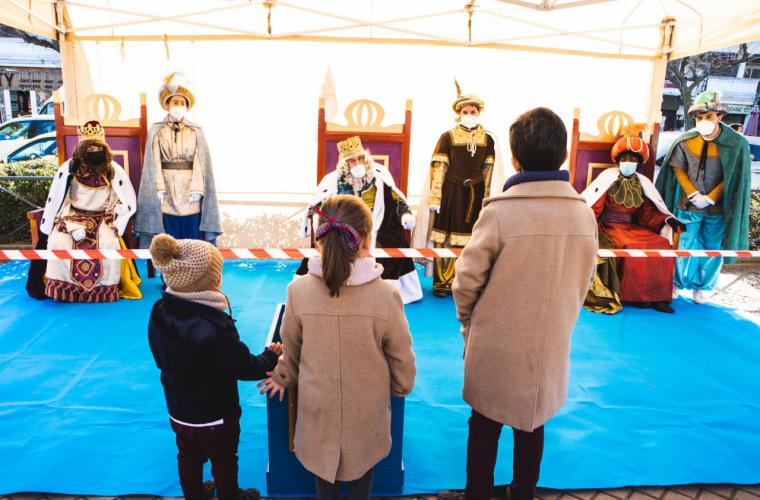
[2,0,759,60]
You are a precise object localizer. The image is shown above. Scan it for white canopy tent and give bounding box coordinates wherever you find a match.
[2,0,759,243]
[5,1,759,59]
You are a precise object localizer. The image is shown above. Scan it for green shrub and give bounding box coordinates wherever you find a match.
[0,158,58,244]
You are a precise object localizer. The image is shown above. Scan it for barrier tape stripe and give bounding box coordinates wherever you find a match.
[1,248,759,261]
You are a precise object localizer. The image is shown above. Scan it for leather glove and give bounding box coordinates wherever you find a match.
[429,205,440,214]
[71,228,86,242]
[188,192,203,203]
[401,213,416,230]
[665,217,687,233]
[157,191,166,204]
[688,192,712,210]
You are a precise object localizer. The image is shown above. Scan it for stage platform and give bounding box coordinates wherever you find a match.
[0,260,758,496]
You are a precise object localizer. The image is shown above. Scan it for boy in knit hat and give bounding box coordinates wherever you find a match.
[148,233,281,500]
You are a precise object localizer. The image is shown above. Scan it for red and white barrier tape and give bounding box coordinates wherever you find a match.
[0,248,758,261]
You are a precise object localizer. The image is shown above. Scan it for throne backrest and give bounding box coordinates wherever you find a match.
[54,92,148,195]
[317,98,412,194]
[569,108,660,193]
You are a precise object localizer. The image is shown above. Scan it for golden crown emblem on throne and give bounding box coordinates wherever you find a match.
[77,120,106,142]
[337,135,365,158]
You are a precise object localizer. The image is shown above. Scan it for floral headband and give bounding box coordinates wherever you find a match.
[312,205,362,252]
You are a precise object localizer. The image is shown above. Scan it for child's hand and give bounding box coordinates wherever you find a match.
[267,342,283,356]
[257,372,286,401]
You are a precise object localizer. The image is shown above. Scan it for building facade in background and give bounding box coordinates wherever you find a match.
[0,35,61,122]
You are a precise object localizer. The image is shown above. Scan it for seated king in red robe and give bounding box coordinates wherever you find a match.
[581,125,686,314]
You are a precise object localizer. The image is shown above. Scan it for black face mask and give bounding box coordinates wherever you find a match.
[84,151,107,165]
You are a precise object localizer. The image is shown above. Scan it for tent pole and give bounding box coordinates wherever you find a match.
[59,1,94,121]
[646,17,675,131]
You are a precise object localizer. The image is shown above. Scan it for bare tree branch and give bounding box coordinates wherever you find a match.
[0,26,59,51]
[665,43,757,130]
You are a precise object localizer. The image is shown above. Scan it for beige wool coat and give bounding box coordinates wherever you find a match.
[453,180,598,432]
[272,271,416,483]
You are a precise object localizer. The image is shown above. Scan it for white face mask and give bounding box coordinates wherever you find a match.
[618,161,638,177]
[350,164,367,179]
[460,114,479,129]
[169,105,187,121]
[695,119,717,137]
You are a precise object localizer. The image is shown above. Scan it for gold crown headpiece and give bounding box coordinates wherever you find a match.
[159,71,196,111]
[77,120,105,142]
[337,136,364,158]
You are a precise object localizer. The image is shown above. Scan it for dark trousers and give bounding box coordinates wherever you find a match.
[171,416,241,500]
[465,410,544,500]
[315,468,374,500]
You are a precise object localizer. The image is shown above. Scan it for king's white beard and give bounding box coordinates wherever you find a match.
[337,158,375,194]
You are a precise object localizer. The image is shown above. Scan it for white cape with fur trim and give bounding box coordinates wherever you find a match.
[581,168,675,243]
[299,162,422,304]
[40,160,136,236]
[411,129,506,276]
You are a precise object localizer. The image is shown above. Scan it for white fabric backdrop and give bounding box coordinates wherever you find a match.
[81,39,653,202]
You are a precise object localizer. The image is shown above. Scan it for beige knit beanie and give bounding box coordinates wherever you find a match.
[149,234,224,292]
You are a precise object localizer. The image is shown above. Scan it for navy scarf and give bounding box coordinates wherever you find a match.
[503,169,570,192]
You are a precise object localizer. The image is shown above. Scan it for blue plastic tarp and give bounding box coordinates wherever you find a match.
[0,260,759,495]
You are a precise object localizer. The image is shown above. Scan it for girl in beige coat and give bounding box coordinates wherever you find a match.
[259,195,416,500]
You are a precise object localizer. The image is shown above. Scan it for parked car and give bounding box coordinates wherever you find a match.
[0,132,57,163]
[655,129,760,189]
[38,86,64,116]
[38,100,55,116]
[0,115,55,158]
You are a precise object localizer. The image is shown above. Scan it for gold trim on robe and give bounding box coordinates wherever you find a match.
[448,125,488,147]
[430,229,472,246]
[429,162,448,207]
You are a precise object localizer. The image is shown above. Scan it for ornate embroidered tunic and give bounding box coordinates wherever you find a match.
[587,174,673,310]
[153,121,205,217]
[429,124,495,246]
[669,135,724,215]
[45,170,123,302]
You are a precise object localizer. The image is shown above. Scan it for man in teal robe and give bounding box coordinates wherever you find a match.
[655,90,751,304]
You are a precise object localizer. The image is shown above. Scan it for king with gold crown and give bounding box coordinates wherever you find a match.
[27,120,141,302]
[298,136,423,304]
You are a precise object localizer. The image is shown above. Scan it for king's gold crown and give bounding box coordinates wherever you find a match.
[77,121,105,142]
[337,136,364,158]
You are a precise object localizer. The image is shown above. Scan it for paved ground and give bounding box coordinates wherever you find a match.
[1,483,760,500]
[709,263,760,323]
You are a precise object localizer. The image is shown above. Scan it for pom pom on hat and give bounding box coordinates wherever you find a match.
[150,234,224,293]
[150,233,181,267]
[622,123,647,138]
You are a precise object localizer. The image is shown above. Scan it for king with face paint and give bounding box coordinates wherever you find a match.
[581,124,685,315]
